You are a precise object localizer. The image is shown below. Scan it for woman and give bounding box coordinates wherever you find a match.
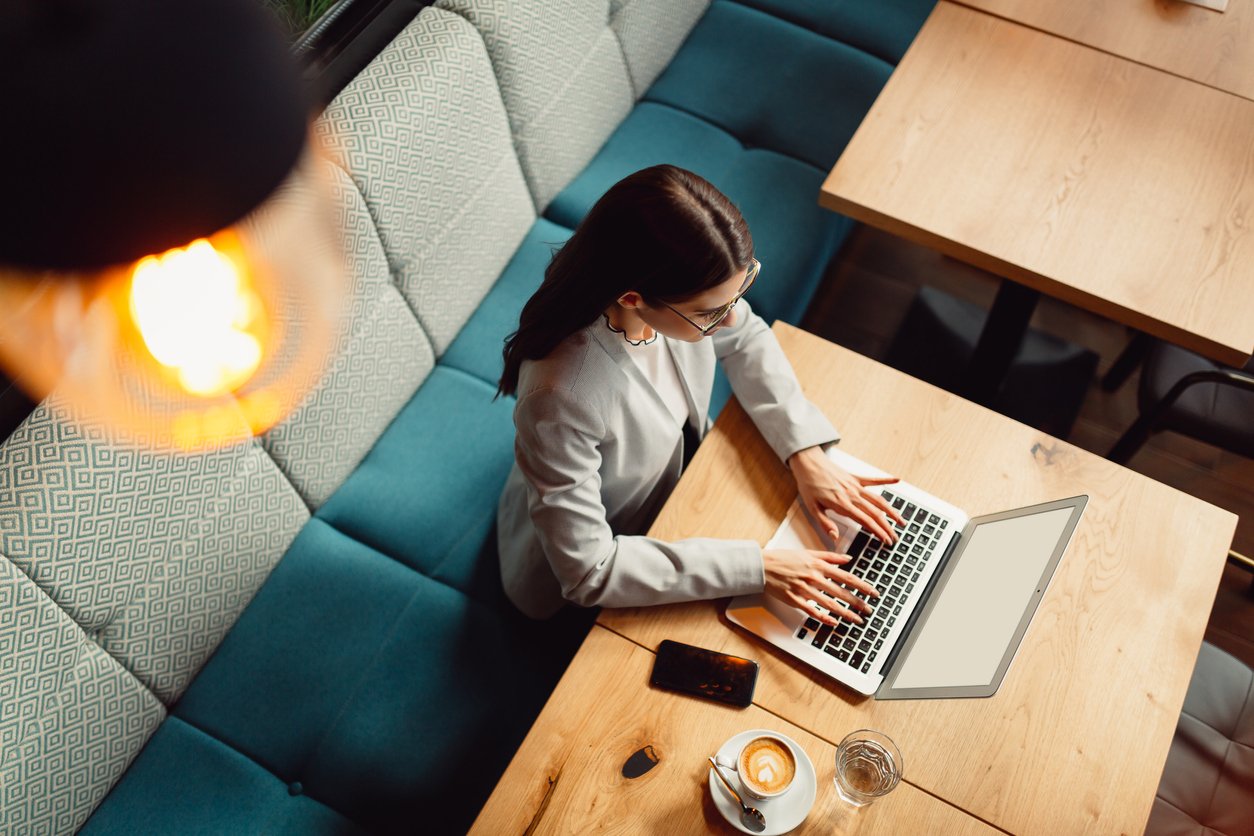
[497,165,905,626]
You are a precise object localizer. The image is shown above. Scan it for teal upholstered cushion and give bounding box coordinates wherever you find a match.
[545,102,739,229]
[731,0,936,64]
[440,218,574,386]
[546,102,851,326]
[173,522,425,776]
[172,519,589,834]
[287,592,589,835]
[645,0,892,172]
[81,717,363,836]
[316,367,516,604]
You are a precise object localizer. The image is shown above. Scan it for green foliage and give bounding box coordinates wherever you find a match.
[262,0,341,39]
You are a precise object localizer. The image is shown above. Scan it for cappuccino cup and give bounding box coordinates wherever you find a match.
[736,734,797,799]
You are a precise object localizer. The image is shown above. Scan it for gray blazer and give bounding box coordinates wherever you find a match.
[497,301,839,619]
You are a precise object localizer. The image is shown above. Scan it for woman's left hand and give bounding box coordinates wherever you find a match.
[787,446,907,545]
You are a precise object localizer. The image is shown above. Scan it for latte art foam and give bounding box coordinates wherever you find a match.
[738,737,796,795]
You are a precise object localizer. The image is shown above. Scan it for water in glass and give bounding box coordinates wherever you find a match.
[834,730,902,806]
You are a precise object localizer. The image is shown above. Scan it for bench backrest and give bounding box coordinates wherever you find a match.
[0,3,709,831]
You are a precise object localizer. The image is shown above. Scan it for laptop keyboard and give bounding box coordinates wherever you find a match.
[794,490,949,675]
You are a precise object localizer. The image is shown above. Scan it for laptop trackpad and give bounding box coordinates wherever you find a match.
[878,498,1086,700]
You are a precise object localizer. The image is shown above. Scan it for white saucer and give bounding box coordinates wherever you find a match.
[708,729,817,835]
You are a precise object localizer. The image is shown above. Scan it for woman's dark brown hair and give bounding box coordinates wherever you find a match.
[498,164,754,397]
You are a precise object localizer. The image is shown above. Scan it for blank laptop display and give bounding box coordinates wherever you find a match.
[726,448,1086,700]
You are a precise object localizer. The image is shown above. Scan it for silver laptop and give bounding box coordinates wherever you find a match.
[726,448,1086,700]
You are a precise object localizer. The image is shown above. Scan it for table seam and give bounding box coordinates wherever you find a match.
[945,0,1254,104]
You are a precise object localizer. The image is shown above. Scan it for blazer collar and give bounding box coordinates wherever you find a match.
[586,316,712,429]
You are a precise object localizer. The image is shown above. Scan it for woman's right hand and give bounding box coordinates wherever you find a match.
[762,548,879,627]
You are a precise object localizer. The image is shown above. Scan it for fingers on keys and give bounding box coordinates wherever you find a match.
[848,497,896,544]
[868,488,909,529]
[812,553,880,623]
[813,573,871,617]
[806,597,862,627]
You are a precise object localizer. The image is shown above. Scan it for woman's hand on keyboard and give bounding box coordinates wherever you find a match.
[787,446,908,545]
[763,548,880,627]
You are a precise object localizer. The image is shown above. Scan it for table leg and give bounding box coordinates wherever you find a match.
[961,281,1040,405]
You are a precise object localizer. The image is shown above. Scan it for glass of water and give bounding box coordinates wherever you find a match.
[833,729,903,806]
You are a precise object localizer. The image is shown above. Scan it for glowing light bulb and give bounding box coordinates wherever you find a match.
[0,146,345,450]
[129,238,266,397]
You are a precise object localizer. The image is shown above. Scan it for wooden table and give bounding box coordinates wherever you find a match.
[472,626,1000,835]
[957,0,1254,100]
[822,1,1254,370]
[473,324,1238,835]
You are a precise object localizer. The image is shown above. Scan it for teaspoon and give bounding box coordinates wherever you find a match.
[708,756,766,833]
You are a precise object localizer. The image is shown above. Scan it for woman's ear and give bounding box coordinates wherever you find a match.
[616,291,644,309]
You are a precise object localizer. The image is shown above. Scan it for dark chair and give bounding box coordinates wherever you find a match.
[1103,337,1254,465]
[1146,641,1254,836]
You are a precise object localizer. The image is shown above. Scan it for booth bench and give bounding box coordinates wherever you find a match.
[0,1,934,832]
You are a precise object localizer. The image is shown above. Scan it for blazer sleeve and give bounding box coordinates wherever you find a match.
[514,386,765,609]
[711,299,840,462]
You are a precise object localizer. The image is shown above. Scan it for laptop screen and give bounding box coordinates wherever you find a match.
[886,504,1079,691]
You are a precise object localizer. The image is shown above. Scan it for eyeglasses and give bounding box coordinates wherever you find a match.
[657,259,760,335]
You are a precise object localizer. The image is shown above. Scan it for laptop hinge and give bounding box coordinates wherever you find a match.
[879,529,963,677]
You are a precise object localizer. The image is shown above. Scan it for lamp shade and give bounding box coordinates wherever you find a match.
[0,0,309,270]
[0,0,348,449]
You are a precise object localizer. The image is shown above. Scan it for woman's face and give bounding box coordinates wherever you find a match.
[634,264,752,343]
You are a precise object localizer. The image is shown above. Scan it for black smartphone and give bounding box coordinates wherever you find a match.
[649,639,758,708]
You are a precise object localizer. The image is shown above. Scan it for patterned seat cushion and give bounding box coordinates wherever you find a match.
[0,558,166,834]
[258,161,433,510]
[316,7,536,358]
[434,0,636,212]
[609,0,710,97]
[0,396,309,705]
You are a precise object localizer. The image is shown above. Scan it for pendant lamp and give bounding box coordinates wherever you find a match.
[0,0,346,448]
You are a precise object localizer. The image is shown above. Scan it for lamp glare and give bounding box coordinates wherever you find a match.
[129,238,265,397]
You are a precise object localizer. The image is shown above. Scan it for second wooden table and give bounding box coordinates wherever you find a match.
[822,1,1254,368]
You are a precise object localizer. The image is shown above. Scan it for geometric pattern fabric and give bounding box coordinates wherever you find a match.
[316,7,536,357]
[0,394,309,704]
[437,217,574,386]
[0,558,166,835]
[436,0,637,211]
[259,161,434,509]
[609,0,710,98]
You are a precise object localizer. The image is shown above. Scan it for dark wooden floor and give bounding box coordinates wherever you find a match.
[804,226,1254,668]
